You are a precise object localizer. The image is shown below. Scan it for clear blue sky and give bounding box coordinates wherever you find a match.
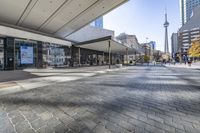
[104,0,180,51]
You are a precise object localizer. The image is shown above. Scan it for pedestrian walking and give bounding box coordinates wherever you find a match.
[172,59,176,65]
[188,59,192,67]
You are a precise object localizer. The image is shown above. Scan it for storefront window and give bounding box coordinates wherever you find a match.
[15,39,37,69]
[2,38,71,70]
[43,43,71,67]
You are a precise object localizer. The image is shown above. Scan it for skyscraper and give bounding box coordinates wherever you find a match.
[164,11,169,53]
[180,0,200,25]
[171,33,178,58]
[90,17,103,28]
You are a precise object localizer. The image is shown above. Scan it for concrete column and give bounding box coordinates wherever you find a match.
[97,53,99,65]
[4,37,15,70]
[13,39,16,70]
[36,44,38,68]
[102,52,104,64]
[108,41,111,69]
[126,48,128,64]
[78,47,81,66]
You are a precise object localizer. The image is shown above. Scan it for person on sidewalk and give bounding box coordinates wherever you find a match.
[153,60,156,66]
[172,59,176,65]
[188,59,192,67]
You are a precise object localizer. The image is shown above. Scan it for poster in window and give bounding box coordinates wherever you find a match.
[20,46,33,64]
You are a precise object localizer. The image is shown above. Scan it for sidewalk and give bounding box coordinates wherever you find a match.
[164,62,200,69]
[0,65,128,96]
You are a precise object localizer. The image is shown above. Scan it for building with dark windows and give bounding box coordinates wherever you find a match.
[178,5,200,59]
[171,33,179,58]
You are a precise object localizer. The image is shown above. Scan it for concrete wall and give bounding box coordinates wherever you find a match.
[66,25,114,42]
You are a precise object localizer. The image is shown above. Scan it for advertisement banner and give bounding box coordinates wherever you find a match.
[20,46,33,64]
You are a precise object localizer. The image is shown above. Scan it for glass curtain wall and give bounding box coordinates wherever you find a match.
[0,38,4,70]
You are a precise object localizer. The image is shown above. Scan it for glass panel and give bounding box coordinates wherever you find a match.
[45,43,69,67]
[14,39,37,69]
[0,38,4,70]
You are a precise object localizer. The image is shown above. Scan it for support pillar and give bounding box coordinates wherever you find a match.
[97,53,99,65]
[78,47,81,66]
[13,39,15,70]
[4,37,15,70]
[108,40,111,69]
[126,48,128,64]
[37,41,43,68]
[102,52,104,64]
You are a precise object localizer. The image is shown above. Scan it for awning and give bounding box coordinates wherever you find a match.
[74,36,130,54]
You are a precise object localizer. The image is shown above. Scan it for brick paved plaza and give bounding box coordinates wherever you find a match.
[0,66,200,133]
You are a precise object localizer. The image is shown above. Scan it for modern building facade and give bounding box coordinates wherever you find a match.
[0,0,128,70]
[178,28,200,56]
[141,43,151,57]
[149,41,156,50]
[0,36,71,70]
[180,0,200,25]
[171,33,179,58]
[178,5,200,58]
[90,17,104,29]
[116,33,143,63]
[116,33,139,48]
[72,36,130,67]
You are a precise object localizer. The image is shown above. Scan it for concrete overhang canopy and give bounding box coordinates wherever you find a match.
[75,36,129,54]
[0,24,71,46]
[0,0,128,38]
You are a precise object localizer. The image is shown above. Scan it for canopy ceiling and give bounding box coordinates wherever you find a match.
[75,36,131,54]
[0,0,128,39]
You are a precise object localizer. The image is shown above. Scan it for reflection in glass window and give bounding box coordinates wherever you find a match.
[0,38,4,70]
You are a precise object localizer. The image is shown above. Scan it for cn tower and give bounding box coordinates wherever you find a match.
[164,10,169,53]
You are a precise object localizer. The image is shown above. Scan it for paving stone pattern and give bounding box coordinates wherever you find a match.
[0,66,200,133]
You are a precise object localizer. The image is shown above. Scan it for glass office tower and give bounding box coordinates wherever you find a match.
[90,17,103,28]
[180,0,200,25]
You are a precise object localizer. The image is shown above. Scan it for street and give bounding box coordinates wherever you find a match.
[0,66,200,133]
